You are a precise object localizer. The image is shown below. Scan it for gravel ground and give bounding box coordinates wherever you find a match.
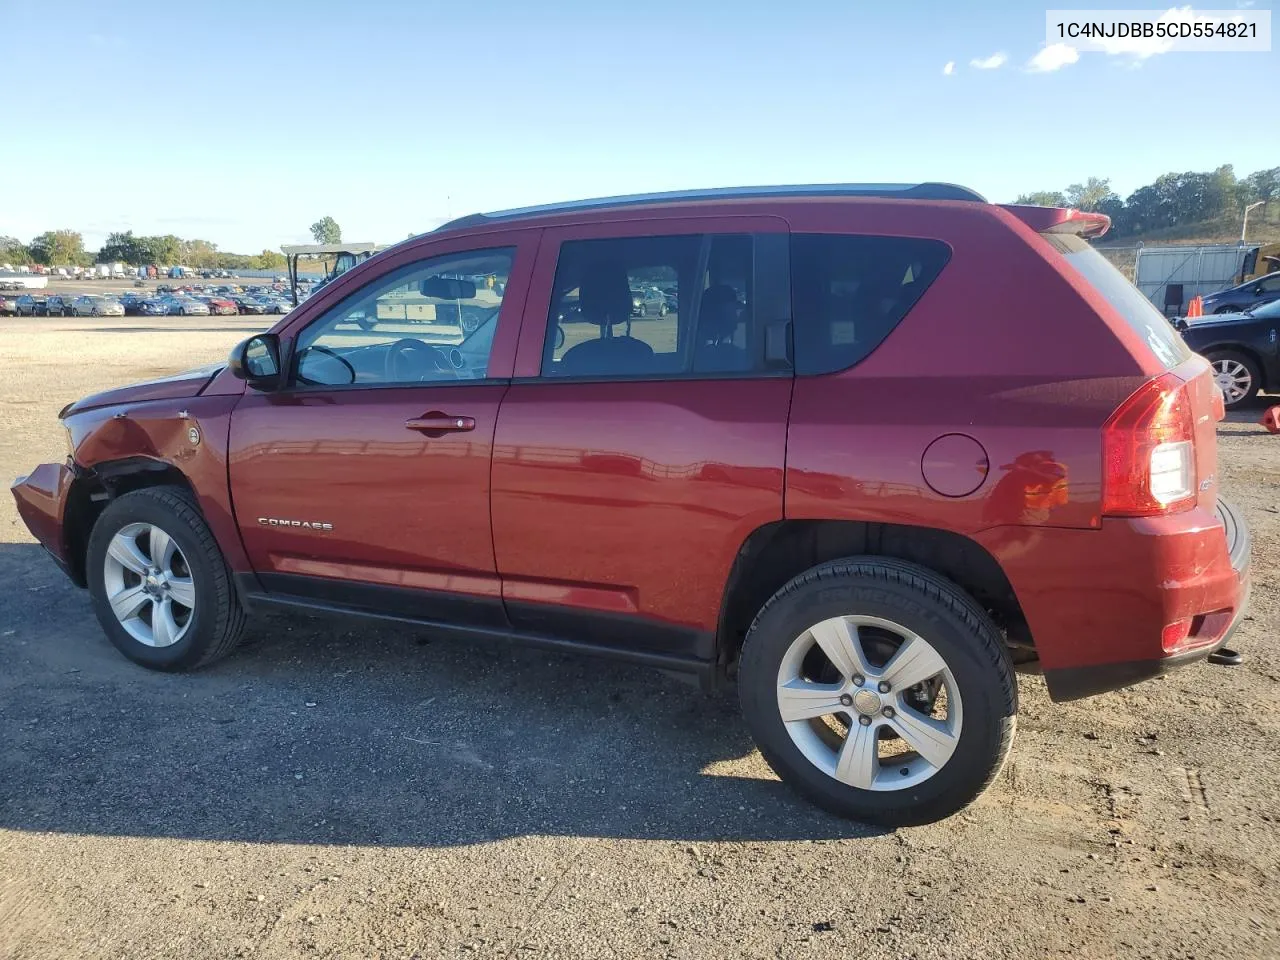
[1,316,1278,959]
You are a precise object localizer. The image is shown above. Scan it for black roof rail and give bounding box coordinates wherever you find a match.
[435,182,985,232]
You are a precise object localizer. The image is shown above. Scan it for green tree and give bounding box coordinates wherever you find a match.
[29,230,87,266]
[183,238,220,269]
[1013,190,1067,207]
[1242,167,1279,215]
[98,230,145,264]
[1205,164,1237,219]
[0,235,28,264]
[1064,177,1115,212]
[309,216,342,244]
[139,234,183,266]
[255,249,287,271]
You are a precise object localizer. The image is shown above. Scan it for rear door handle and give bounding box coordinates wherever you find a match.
[405,413,475,433]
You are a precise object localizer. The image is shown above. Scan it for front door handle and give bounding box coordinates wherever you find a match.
[405,413,475,434]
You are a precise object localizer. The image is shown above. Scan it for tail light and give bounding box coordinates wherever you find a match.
[1102,373,1196,516]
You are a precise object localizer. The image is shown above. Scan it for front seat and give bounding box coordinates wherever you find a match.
[557,262,655,375]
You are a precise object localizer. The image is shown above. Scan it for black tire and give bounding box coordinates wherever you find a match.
[1205,349,1261,410]
[738,557,1017,826]
[86,486,247,671]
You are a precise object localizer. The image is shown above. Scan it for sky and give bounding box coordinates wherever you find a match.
[3,0,1276,253]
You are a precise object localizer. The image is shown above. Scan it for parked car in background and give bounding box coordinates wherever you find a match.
[1178,297,1280,409]
[171,297,210,316]
[15,295,48,316]
[10,183,1251,827]
[630,286,669,317]
[233,296,268,315]
[256,296,289,315]
[139,297,171,316]
[0,294,19,315]
[117,292,148,315]
[44,295,74,316]
[205,296,238,316]
[1200,272,1280,315]
[71,295,126,317]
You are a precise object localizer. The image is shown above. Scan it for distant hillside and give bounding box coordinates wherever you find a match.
[1096,209,1280,283]
[1112,208,1280,246]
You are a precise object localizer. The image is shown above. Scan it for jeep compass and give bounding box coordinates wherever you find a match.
[13,183,1250,825]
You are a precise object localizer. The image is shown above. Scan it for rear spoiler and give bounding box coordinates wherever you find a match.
[1000,204,1111,239]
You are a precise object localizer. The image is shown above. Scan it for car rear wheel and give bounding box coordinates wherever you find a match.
[86,487,247,671]
[738,557,1017,826]
[1206,350,1260,409]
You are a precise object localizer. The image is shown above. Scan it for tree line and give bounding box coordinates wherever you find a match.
[0,215,344,273]
[1015,165,1279,239]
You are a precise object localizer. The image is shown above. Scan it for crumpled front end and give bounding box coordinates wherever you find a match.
[11,461,77,579]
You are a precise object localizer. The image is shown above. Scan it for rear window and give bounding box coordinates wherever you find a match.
[790,234,951,375]
[1046,233,1190,369]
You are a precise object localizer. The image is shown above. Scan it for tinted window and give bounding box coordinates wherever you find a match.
[1046,233,1191,370]
[542,234,762,378]
[790,234,950,375]
[294,248,513,387]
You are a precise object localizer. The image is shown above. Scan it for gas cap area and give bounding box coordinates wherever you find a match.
[921,434,989,498]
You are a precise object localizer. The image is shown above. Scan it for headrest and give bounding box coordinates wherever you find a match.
[698,285,740,341]
[579,261,633,329]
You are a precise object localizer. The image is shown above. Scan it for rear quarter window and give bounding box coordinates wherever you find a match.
[1046,233,1191,370]
[790,234,951,375]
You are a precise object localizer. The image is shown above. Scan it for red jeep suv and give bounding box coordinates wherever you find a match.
[12,183,1250,825]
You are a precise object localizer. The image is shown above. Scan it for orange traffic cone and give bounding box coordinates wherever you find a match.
[1186,296,1203,319]
[1261,405,1280,435]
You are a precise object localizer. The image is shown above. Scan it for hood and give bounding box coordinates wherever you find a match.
[1183,311,1252,328]
[59,363,225,418]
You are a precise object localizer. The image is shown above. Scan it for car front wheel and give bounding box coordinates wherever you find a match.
[738,557,1017,826]
[86,487,247,671]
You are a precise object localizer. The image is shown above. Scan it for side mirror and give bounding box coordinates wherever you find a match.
[228,334,282,387]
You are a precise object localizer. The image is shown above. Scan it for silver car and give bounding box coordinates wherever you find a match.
[72,295,126,317]
[172,297,211,316]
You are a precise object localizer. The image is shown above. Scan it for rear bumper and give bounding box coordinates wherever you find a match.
[11,461,75,575]
[1043,573,1250,700]
[978,497,1251,702]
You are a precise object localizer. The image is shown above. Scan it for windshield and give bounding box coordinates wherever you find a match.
[1244,298,1280,319]
[1045,233,1191,370]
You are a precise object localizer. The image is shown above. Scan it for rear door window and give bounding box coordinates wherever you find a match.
[1045,232,1191,369]
[541,233,768,378]
[790,234,951,375]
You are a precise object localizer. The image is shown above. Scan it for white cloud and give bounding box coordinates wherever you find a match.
[942,61,955,75]
[1026,43,1081,72]
[969,52,1007,69]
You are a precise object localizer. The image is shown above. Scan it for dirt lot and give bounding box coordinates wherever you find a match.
[1,315,1278,959]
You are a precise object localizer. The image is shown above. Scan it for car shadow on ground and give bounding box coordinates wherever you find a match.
[0,543,882,848]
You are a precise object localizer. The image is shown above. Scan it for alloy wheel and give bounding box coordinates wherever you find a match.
[1212,358,1253,405]
[776,615,962,791]
[102,522,196,647]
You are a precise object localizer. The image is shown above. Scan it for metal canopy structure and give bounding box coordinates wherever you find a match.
[280,242,386,306]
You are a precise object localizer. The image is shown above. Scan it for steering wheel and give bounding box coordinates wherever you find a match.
[384,338,457,382]
[296,345,356,385]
